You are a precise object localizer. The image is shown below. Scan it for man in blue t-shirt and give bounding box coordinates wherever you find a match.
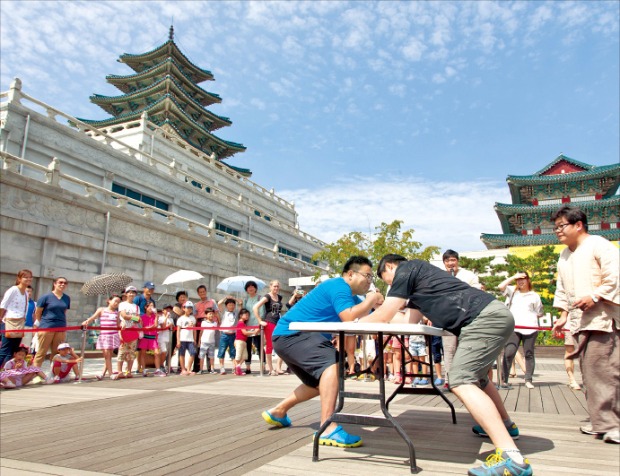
[134,281,156,314]
[261,256,383,449]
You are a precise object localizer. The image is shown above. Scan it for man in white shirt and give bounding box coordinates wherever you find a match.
[551,206,619,444]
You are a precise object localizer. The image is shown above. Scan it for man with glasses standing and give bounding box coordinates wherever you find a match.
[551,205,619,444]
[261,256,383,449]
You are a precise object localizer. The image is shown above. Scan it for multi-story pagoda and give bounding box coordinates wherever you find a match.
[481,155,620,249]
[79,26,247,172]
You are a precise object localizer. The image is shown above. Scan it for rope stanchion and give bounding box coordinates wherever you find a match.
[77,328,87,384]
[260,325,265,377]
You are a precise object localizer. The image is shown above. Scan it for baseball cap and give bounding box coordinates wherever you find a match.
[57,343,71,350]
[183,301,194,308]
[125,285,138,293]
[143,281,155,289]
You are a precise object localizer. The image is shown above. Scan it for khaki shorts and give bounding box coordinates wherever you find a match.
[234,340,248,362]
[449,300,514,390]
[564,332,576,346]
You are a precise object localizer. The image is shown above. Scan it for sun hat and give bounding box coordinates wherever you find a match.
[57,343,71,350]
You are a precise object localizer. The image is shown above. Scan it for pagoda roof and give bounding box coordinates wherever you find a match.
[78,94,245,159]
[90,76,231,131]
[507,157,620,204]
[495,195,620,215]
[118,40,213,83]
[494,195,620,233]
[106,58,221,106]
[481,229,620,249]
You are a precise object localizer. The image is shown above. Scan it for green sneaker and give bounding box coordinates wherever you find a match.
[472,422,519,439]
[468,449,532,476]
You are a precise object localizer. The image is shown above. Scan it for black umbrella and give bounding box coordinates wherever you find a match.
[80,273,133,296]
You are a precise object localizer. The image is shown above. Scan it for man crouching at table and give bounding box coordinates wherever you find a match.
[261,256,384,448]
[361,254,532,476]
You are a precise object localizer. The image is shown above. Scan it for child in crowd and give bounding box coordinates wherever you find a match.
[233,309,257,376]
[114,286,141,379]
[408,334,429,386]
[198,308,217,374]
[176,301,197,375]
[217,296,239,374]
[158,305,174,373]
[0,345,48,388]
[138,302,165,377]
[82,294,121,380]
[50,343,82,383]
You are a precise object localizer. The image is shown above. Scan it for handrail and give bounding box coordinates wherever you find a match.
[0,151,325,273]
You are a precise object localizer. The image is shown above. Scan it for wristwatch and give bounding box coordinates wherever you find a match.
[591,294,599,303]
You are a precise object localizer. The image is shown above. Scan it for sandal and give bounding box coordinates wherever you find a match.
[568,380,581,391]
[262,410,292,428]
[270,371,278,376]
[110,373,119,381]
[316,425,363,448]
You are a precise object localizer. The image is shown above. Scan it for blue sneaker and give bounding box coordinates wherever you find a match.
[434,377,445,386]
[262,410,292,428]
[468,449,532,475]
[472,422,520,440]
[413,377,421,385]
[316,425,363,448]
[417,378,429,385]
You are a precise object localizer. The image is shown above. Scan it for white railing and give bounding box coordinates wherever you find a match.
[0,151,326,273]
[0,83,326,248]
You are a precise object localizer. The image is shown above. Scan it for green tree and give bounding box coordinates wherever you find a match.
[312,220,439,292]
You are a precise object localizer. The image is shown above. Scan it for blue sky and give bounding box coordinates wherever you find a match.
[1,1,618,252]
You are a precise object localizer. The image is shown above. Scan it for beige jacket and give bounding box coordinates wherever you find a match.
[553,235,620,332]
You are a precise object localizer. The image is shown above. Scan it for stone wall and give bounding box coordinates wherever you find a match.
[0,171,318,347]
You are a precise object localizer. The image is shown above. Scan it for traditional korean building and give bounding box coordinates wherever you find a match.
[78,26,249,174]
[481,155,620,249]
[0,30,325,346]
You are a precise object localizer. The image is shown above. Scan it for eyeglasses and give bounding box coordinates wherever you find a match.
[553,223,572,233]
[56,281,68,285]
[353,270,375,282]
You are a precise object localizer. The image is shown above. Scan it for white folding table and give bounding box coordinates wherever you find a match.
[289,322,456,474]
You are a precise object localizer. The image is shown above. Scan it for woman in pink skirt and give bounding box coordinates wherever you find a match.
[138,302,164,377]
[82,295,121,380]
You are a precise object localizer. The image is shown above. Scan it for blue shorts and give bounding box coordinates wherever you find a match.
[179,341,196,357]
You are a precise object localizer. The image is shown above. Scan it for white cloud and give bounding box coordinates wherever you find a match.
[281,175,510,252]
[402,37,427,62]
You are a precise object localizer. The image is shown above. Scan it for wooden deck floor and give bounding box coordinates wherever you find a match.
[1,358,617,475]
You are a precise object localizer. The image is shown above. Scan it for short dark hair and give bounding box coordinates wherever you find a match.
[377,254,407,279]
[225,298,236,305]
[239,308,250,317]
[196,284,207,293]
[550,205,588,232]
[175,290,187,301]
[244,281,257,291]
[442,249,459,261]
[342,256,373,275]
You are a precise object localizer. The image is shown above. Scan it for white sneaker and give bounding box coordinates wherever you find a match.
[525,381,534,389]
[2,380,16,388]
[604,430,619,444]
[220,368,226,375]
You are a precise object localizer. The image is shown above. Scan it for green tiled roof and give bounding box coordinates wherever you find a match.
[481,229,620,249]
[106,58,221,105]
[90,75,231,130]
[507,163,619,184]
[495,195,620,215]
[78,94,245,158]
[119,40,213,82]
